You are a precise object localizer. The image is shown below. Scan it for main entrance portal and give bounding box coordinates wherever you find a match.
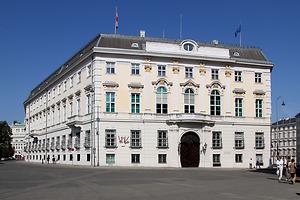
[180,132,200,167]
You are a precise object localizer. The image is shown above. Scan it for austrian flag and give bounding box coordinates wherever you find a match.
[115,7,119,34]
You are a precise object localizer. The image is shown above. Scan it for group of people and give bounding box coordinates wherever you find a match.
[276,156,297,184]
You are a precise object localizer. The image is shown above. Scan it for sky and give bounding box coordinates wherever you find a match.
[0,0,299,124]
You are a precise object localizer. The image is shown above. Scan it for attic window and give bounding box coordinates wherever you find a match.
[233,52,240,57]
[131,43,139,48]
[183,43,194,51]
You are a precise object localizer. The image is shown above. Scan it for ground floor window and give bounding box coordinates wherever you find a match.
[213,154,221,167]
[106,154,115,164]
[63,154,66,161]
[70,154,73,161]
[57,155,60,160]
[87,154,90,162]
[158,154,167,164]
[77,154,80,161]
[235,154,243,163]
[256,154,263,165]
[131,154,140,164]
[40,155,42,160]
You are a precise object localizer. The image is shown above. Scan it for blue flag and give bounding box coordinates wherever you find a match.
[235,24,241,38]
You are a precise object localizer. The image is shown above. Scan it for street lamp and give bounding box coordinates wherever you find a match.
[276,96,285,158]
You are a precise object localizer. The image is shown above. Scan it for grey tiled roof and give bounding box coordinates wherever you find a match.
[24,33,272,106]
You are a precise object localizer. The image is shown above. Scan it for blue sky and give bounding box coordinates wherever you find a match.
[0,0,299,123]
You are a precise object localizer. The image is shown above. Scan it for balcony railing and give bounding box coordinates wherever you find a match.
[67,140,72,150]
[66,115,83,127]
[46,143,50,151]
[56,143,60,150]
[50,143,55,151]
[84,138,91,148]
[38,144,42,151]
[61,141,66,150]
[74,138,80,149]
[42,144,46,151]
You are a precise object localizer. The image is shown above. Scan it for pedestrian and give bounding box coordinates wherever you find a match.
[289,159,297,184]
[285,157,291,182]
[256,160,261,169]
[277,157,284,182]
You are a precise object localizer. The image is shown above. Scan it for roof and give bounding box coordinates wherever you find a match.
[24,33,272,106]
[272,118,296,126]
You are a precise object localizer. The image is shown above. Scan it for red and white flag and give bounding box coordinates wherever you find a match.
[115,7,118,34]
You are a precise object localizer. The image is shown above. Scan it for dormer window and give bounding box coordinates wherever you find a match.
[183,43,194,51]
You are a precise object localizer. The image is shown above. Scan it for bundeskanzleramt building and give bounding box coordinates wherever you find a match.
[24,32,273,168]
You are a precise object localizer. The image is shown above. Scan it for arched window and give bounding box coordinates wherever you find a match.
[210,90,221,116]
[156,87,168,114]
[184,88,195,113]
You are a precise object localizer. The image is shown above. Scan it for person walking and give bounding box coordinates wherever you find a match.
[289,159,297,184]
[276,157,284,182]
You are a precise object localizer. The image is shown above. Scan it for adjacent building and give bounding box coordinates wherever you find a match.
[24,32,273,168]
[271,113,300,164]
[10,122,26,160]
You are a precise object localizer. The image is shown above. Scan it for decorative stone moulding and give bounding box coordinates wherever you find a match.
[128,82,144,89]
[144,58,152,72]
[152,78,173,86]
[102,81,119,88]
[253,90,265,95]
[199,63,206,75]
[225,64,232,77]
[180,80,200,88]
[232,88,246,94]
[172,67,180,74]
[75,90,81,96]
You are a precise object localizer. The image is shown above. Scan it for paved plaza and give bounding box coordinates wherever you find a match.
[0,161,299,200]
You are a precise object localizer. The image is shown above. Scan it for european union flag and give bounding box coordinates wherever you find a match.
[235,24,241,38]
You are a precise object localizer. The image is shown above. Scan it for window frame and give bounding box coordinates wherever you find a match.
[131,93,140,113]
[185,67,193,78]
[210,90,221,116]
[106,92,116,113]
[212,131,222,149]
[211,69,219,80]
[235,98,243,117]
[105,129,116,148]
[184,88,195,113]
[131,63,140,75]
[157,130,168,148]
[158,65,166,77]
[106,62,115,74]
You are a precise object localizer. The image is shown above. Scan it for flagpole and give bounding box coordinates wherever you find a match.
[240,30,242,47]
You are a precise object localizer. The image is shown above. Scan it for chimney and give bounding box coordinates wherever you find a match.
[140,30,145,38]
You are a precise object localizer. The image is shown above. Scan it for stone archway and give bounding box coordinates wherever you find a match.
[180,132,200,167]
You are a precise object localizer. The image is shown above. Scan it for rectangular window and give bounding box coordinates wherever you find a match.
[255,73,262,83]
[87,94,91,114]
[69,154,73,161]
[235,98,243,117]
[255,132,264,149]
[131,63,140,75]
[69,102,73,117]
[256,154,263,165]
[131,154,140,164]
[58,84,61,95]
[234,71,242,82]
[70,76,73,88]
[106,92,115,112]
[105,129,116,148]
[212,131,222,149]
[158,65,166,77]
[77,154,80,161]
[157,130,168,148]
[84,130,91,148]
[131,130,141,148]
[87,154,91,162]
[235,154,243,163]
[185,67,193,78]
[64,81,67,92]
[77,71,81,83]
[211,69,219,80]
[76,98,80,116]
[63,105,66,121]
[131,93,140,113]
[87,65,91,77]
[213,154,221,167]
[158,154,167,164]
[255,99,263,118]
[235,132,244,149]
[106,62,115,74]
[106,154,115,164]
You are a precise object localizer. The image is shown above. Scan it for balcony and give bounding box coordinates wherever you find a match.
[67,140,72,150]
[42,144,46,151]
[56,143,60,150]
[84,139,91,148]
[50,143,55,151]
[61,141,66,150]
[66,115,83,127]
[46,143,50,151]
[167,113,215,125]
[38,144,42,151]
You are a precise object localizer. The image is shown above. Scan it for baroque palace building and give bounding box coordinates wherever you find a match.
[24,32,273,168]
[10,122,26,160]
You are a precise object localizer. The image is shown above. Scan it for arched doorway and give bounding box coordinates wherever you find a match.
[180,132,200,167]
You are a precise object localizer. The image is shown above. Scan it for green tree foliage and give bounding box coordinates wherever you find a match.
[0,121,14,159]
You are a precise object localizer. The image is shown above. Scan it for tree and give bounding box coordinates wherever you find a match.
[0,121,14,159]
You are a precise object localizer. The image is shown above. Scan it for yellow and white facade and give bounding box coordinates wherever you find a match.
[24,33,273,168]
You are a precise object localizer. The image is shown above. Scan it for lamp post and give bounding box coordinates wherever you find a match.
[276,96,285,160]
